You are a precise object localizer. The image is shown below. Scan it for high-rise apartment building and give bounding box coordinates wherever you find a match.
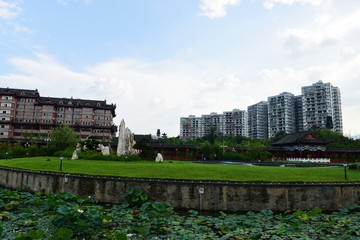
[0,87,117,143]
[223,109,248,137]
[301,81,343,133]
[248,101,268,139]
[180,115,204,140]
[294,95,304,132]
[331,86,343,133]
[180,80,342,140]
[180,110,248,140]
[268,92,296,138]
[202,112,223,136]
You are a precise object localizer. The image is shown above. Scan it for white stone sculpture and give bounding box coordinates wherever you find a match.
[71,143,82,160]
[117,119,138,156]
[71,150,78,160]
[98,144,110,156]
[155,152,163,163]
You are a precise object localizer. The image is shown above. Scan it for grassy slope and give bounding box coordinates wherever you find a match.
[0,157,359,182]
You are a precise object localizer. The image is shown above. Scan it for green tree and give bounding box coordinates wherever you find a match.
[315,129,360,149]
[133,138,155,159]
[49,125,78,153]
[241,140,270,161]
[203,127,218,144]
[81,135,100,150]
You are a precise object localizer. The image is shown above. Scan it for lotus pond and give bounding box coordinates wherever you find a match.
[0,188,359,239]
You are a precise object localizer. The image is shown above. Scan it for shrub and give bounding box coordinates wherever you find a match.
[76,150,140,162]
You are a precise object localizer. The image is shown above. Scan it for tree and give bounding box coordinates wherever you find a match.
[81,135,100,150]
[49,125,78,153]
[200,142,222,160]
[133,138,155,159]
[203,127,218,144]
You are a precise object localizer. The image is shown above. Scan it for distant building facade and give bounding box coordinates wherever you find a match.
[248,101,268,139]
[223,109,248,137]
[180,109,248,140]
[180,115,204,140]
[267,92,296,138]
[294,95,304,133]
[0,87,117,143]
[180,80,343,140]
[301,81,343,133]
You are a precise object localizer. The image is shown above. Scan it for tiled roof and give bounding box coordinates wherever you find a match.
[272,131,332,146]
[37,96,115,110]
[0,87,39,98]
[0,87,115,110]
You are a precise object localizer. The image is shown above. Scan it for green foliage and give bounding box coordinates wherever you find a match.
[222,151,247,161]
[315,129,360,149]
[133,138,156,160]
[49,124,79,154]
[76,150,140,161]
[240,140,271,161]
[203,127,217,144]
[124,188,149,207]
[162,132,272,161]
[53,149,74,158]
[0,187,359,239]
[200,142,222,160]
[161,136,192,145]
[81,135,100,151]
[0,142,47,159]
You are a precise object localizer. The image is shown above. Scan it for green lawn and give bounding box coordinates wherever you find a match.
[0,157,359,182]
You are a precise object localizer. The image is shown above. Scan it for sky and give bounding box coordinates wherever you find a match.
[1,0,360,138]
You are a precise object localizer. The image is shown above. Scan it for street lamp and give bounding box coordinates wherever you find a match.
[5,152,8,161]
[59,155,64,171]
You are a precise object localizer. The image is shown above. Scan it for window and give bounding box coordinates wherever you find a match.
[2,111,6,114]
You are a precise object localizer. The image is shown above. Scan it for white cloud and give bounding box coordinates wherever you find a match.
[1,53,95,97]
[57,0,68,6]
[2,49,360,137]
[263,0,324,9]
[0,53,255,136]
[198,0,240,19]
[57,0,93,6]
[277,2,360,55]
[0,0,21,20]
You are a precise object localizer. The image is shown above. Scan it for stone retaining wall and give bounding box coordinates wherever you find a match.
[0,166,359,212]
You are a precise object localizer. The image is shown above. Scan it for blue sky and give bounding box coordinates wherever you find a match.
[1,0,360,137]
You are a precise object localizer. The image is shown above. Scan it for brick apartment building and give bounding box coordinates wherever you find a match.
[0,87,117,144]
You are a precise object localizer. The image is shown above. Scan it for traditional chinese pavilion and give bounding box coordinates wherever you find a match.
[270,131,332,162]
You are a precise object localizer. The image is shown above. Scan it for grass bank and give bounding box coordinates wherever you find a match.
[0,157,359,182]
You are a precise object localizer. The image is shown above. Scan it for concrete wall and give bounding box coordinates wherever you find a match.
[0,166,359,212]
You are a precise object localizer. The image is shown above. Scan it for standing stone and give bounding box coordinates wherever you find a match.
[117,119,126,155]
[117,119,137,156]
[71,150,78,160]
[155,152,163,163]
[71,143,82,160]
[98,144,110,156]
